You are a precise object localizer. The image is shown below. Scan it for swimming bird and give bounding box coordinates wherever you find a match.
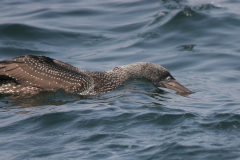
[0,55,191,96]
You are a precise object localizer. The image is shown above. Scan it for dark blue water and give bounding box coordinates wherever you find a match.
[1,0,240,159]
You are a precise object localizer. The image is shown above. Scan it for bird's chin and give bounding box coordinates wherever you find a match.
[162,80,192,94]
[154,82,165,88]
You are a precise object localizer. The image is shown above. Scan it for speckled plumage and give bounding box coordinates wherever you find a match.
[0,55,187,97]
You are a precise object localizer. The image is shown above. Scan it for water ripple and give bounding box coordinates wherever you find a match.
[1,0,240,159]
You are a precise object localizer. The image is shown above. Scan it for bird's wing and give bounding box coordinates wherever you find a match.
[0,55,94,93]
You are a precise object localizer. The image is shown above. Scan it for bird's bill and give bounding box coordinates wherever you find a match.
[163,80,192,93]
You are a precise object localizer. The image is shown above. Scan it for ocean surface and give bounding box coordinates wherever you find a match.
[1,0,240,159]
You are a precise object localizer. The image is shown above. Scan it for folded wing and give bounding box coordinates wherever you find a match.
[0,55,93,94]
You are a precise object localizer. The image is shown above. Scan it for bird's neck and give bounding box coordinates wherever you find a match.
[82,63,154,94]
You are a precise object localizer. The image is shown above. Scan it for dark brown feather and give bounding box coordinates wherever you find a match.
[0,55,93,95]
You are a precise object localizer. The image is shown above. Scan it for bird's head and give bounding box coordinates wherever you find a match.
[144,63,192,93]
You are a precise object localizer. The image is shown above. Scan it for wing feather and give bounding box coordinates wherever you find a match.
[0,55,94,93]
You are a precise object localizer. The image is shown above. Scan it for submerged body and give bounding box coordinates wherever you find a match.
[0,55,191,96]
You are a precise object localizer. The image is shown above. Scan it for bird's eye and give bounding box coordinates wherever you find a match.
[166,76,171,82]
